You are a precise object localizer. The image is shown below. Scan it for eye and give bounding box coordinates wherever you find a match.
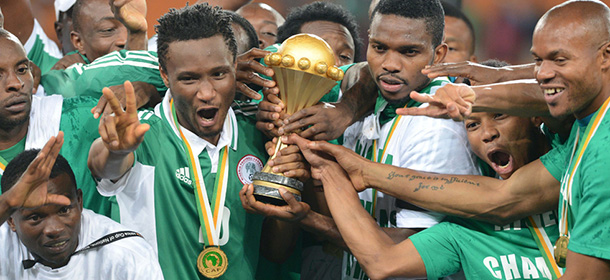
[493,113,507,120]
[58,205,72,215]
[554,57,567,65]
[339,54,352,61]
[212,71,228,79]
[465,121,480,131]
[262,32,277,38]
[402,49,419,57]
[17,64,29,74]
[27,214,41,222]
[532,56,542,65]
[372,44,386,53]
[448,47,457,52]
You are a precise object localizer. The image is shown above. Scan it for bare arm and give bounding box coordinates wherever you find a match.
[397,80,549,121]
[423,61,535,85]
[0,0,34,44]
[561,250,610,279]
[299,137,560,225]
[87,81,149,180]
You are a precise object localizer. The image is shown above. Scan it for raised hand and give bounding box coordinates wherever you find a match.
[236,48,277,100]
[110,0,147,33]
[97,80,150,154]
[1,133,69,224]
[396,83,475,121]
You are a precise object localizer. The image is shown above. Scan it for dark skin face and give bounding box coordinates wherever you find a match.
[300,20,355,66]
[367,14,447,103]
[236,3,283,50]
[442,16,476,63]
[159,35,236,146]
[531,14,610,119]
[71,0,127,62]
[54,12,76,55]
[465,112,544,179]
[0,36,32,132]
[7,173,83,269]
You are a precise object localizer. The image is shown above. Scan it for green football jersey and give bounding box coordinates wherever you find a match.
[540,100,610,261]
[411,213,559,279]
[25,20,62,75]
[41,50,166,98]
[98,95,268,279]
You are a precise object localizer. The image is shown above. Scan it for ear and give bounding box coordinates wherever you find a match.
[469,55,478,63]
[159,65,170,88]
[433,42,448,65]
[601,41,610,71]
[530,116,544,127]
[70,31,85,54]
[7,217,16,232]
[76,189,83,211]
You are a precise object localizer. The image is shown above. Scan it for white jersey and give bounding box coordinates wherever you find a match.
[0,209,164,280]
[341,78,479,280]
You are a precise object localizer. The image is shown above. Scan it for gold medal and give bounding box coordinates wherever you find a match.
[554,235,569,268]
[197,246,228,278]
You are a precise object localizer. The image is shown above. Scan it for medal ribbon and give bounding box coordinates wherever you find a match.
[370,104,405,216]
[526,216,562,278]
[169,99,230,246]
[0,155,7,176]
[559,96,610,239]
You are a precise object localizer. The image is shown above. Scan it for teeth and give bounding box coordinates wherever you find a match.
[50,241,67,247]
[544,88,563,95]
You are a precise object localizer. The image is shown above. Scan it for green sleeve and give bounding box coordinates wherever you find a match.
[410,222,462,279]
[539,123,576,181]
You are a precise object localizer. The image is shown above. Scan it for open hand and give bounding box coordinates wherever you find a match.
[110,0,147,33]
[236,48,277,100]
[396,83,475,121]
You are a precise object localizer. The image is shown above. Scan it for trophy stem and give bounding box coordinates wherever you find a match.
[252,135,304,205]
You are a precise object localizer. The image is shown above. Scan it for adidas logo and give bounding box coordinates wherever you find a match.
[175,167,192,185]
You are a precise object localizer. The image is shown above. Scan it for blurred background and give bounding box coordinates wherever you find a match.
[31,0,610,65]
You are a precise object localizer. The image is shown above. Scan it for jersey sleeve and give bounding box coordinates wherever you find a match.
[538,123,576,181]
[24,19,62,74]
[410,222,463,279]
[569,138,610,260]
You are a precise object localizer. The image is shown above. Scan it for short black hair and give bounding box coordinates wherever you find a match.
[155,3,237,71]
[1,150,77,194]
[277,1,362,60]
[372,0,445,47]
[442,1,475,53]
[225,10,259,53]
[71,0,88,33]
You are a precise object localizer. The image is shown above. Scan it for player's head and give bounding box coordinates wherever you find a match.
[441,2,476,63]
[3,149,82,269]
[236,3,284,50]
[54,0,77,55]
[464,60,549,179]
[531,0,610,119]
[277,1,361,66]
[368,0,447,103]
[156,4,237,146]
[70,0,128,62]
[0,30,33,132]
[225,10,259,54]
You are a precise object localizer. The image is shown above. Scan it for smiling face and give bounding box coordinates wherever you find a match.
[367,14,446,103]
[465,112,544,179]
[160,35,236,145]
[71,0,127,62]
[7,173,82,269]
[300,20,355,66]
[442,16,476,63]
[531,4,610,120]
[0,35,32,131]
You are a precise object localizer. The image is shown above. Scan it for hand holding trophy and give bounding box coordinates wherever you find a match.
[252,34,344,205]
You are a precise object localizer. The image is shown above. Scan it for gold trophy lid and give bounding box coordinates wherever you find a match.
[264,33,344,81]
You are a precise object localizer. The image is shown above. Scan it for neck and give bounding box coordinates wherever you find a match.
[575,84,610,120]
[0,121,28,150]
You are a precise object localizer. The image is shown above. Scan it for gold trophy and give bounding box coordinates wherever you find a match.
[252,34,344,205]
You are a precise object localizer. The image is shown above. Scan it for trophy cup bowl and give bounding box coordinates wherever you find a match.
[252,34,344,205]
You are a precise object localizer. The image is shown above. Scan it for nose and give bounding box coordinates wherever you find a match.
[481,121,500,143]
[115,28,128,50]
[197,79,216,102]
[42,216,64,239]
[5,71,24,92]
[535,60,555,84]
[381,51,401,73]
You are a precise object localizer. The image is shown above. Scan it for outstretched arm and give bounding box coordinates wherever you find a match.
[0,133,68,225]
[296,136,560,225]
[291,135,427,280]
[87,81,149,180]
[422,61,535,85]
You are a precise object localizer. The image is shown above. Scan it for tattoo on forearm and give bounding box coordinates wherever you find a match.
[386,171,480,192]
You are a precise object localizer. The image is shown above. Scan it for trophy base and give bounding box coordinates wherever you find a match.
[252,172,304,206]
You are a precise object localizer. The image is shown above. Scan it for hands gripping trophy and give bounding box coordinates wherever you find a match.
[252,34,344,205]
